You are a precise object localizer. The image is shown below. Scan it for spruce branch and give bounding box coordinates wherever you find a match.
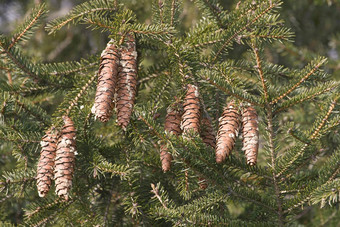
[193,0,225,29]
[8,3,46,50]
[310,99,337,140]
[45,0,117,34]
[199,71,263,106]
[65,73,97,116]
[137,73,161,85]
[170,0,176,27]
[266,104,285,226]
[0,135,39,144]
[270,57,327,105]
[25,198,65,220]
[276,99,337,178]
[211,1,279,63]
[151,183,169,209]
[252,43,269,101]
[273,83,338,114]
[285,160,340,213]
[0,37,42,82]
[14,96,50,126]
[40,55,99,76]
[95,161,131,180]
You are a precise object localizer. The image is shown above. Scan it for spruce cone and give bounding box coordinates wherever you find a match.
[160,145,172,172]
[200,116,216,148]
[181,84,200,136]
[116,33,138,130]
[215,100,241,163]
[160,104,182,172]
[92,39,120,122]
[55,116,76,200]
[36,129,58,197]
[198,177,208,190]
[165,103,182,136]
[241,104,259,165]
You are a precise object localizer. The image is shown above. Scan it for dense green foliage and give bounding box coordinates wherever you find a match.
[0,0,339,226]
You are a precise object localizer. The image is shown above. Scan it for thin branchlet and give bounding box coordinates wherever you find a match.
[8,5,45,50]
[66,73,97,116]
[212,3,277,63]
[252,44,268,101]
[277,99,338,178]
[270,59,326,105]
[266,104,285,226]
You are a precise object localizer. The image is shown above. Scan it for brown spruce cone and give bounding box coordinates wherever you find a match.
[160,145,172,172]
[198,176,208,190]
[116,33,138,130]
[54,116,76,200]
[241,104,259,165]
[181,84,200,136]
[200,116,216,148]
[215,100,241,163]
[160,103,183,172]
[36,128,58,197]
[92,39,120,122]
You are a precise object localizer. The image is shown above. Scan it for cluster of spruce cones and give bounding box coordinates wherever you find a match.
[160,84,259,175]
[36,116,76,200]
[92,33,138,130]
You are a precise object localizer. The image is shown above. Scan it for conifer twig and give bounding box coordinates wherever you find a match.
[270,59,326,105]
[203,76,263,107]
[46,6,116,34]
[151,183,168,209]
[0,40,41,82]
[8,5,45,50]
[273,85,336,114]
[252,44,268,101]
[266,104,285,226]
[211,2,277,63]
[66,73,97,116]
[200,0,224,28]
[170,0,176,27]
[277,99,337,177]
[310,99,337,140]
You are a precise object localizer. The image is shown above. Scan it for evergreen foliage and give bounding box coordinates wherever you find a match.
[0,0,339,226]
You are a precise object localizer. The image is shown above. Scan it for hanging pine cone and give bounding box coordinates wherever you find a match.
[36,128,58,197]
[160,103,182,172]
[200,116,216,148]
[54,116,76,200]
[181,84,200,136]
[116,33,138,130]
[241,104,259,165]
[215,100,241,163]
[92,39,120,122]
